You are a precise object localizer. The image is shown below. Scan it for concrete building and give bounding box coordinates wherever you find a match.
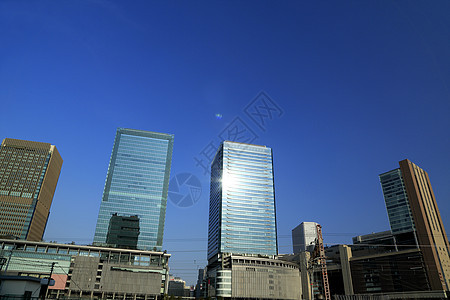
[284,243,445,299]
[292,222,318,254]
[0,276,44,299]
[320,160,450,297]
[0,138,63,241]
[276,159,450,299]
[0,238,170,299]
[380,159,450,291]
[350,248,429,294]
[352,230,395,247]
[94,128,174,251]
[280,245,352,300]
[167,277,190,297]
[208,254,301,300]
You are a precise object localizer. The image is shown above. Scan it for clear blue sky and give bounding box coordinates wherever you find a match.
[1,1,449,285]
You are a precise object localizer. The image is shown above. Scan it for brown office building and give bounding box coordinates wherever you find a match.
[0,138,62,241]
[380,159,450,291]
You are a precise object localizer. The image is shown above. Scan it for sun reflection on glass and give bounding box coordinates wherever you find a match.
[221,173,237,189]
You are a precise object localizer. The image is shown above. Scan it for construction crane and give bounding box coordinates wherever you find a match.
[309,224,331,300]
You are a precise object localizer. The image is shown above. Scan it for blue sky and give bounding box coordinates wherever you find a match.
[1,1,450,285]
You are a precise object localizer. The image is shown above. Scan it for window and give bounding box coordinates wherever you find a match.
[36,247,46,253]
[69,249,78,256]
[47,248,57,254]
[57,248,68,254]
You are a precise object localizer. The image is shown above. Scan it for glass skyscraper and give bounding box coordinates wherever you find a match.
[94,128,174,251]
[208,141,277,260]
[379,168,415,234]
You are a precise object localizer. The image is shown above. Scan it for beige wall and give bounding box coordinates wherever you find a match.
[29,144,63,241]
[400,159,450,291]
[232,263,301,299]
[0,138,63,241]
[70,256,164,296]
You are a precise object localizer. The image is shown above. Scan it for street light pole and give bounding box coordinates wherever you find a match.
[43,262,55,300]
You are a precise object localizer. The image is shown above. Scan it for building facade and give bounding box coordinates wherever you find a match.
[208,141,277,260]
[206,141,284,299]
[0,276,44,299]
[167,277,190,297]
[350,248,430,294]
[195,268,207,298]
[207,254,301,300]
[352,230,395,247]
[292,222,318,254]
[0,238,170,299]
[301,244,445,299]
[379,159,450,291]
[379,169,415,235]
[0,138,63,241]
[94,128,174,251]
[105,214,140,250]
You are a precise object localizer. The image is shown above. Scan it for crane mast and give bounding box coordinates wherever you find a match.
[310,224,331,300]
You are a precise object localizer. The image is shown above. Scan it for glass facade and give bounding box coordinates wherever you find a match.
[379,169,415,234]
[94,128,174,251]
[106,214,140,249]
[208,141,277,260]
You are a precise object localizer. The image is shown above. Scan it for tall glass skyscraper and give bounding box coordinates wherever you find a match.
[208,141,277,260]
[94,128,174,251]
[379,168,415,234]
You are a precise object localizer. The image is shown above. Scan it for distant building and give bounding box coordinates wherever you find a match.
[168,277,190,297]
[195,268,207,298]
[207,141,277,260]
[0,138,63,241]
[380,159,450,291]
[94,128,174,251]
[106,213,140,249]
[0,238,170,299]
[352,230,395,246]
[352,230,398,255]
[292,222,318,254]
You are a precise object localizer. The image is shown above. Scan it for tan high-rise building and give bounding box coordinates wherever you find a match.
[0,138,62,241]
[380,159,450,291]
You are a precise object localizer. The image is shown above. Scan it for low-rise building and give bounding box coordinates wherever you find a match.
[0,238,170,299]
[207,253,302,300]
[282,242,442,300]
[0,275,44,299]
[167,276,190,297]
[292,222,319,254]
